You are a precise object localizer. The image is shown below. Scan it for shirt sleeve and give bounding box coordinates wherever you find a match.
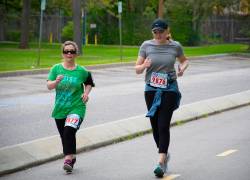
[47,65,57,81]
[175,41,184,57]
[138,41,147,58]
[84,72,95,87]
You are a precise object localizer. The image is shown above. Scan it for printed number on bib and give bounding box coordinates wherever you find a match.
[150,72,168,88]
[65,114,80,129]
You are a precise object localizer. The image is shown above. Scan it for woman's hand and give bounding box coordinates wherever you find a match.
[56,75,64,83]
[143,58,152,68]
[81,93,89,103]
[135,56,152,74]
[177,55,189,77]
[82,85,92,103]
[47,75,64,90]
[177,64,184,77]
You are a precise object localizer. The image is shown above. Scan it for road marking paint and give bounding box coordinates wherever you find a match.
[216,149,238,157]
[163,174,181,180]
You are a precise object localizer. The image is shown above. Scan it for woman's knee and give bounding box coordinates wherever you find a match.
[63,126,76,138]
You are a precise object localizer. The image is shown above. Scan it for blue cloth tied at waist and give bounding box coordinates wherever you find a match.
[145,74,181,118]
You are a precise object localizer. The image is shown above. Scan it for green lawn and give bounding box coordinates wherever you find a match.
[0,42,249,72]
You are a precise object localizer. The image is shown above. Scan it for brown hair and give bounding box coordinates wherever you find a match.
[166,33,172,40]
[61,41,79,54]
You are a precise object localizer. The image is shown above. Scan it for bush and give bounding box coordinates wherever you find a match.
[6,30,20,41]
[188,30,201,46]
[201,33,223,44]
[62,21,73,41]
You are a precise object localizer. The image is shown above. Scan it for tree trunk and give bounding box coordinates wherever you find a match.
[0,6,5,41]
[127,0,135,12]
[72,0,82,54]
[158,0,164,18]
[19,0,30,49]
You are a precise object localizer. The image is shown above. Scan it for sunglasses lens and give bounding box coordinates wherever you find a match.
[153,29,164,34]
[63,50,76,54]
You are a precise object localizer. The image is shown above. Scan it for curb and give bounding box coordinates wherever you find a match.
[1,90,250,176]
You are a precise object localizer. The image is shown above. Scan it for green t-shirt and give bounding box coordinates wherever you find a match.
[48,63,89,119]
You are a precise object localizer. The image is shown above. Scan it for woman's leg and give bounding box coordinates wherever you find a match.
[55,118,77,159]
[63,114,83,162]
[63,126,77,156]
[55,119,66,151]
[145,91,160,148]
[157,92,178,163]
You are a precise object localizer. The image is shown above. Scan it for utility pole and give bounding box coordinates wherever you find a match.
[82,8,87,45]
[37,0,46,67]
[82,0,87,46]
[118,1,123,62]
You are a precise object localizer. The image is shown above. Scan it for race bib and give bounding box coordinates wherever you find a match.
[150,72,168,88]
[65,114,81,129]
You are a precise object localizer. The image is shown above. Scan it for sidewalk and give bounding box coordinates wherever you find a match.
[1,90,250,176]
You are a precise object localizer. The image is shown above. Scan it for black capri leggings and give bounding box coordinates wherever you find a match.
[55,119,77,155]
[145,91,178,154]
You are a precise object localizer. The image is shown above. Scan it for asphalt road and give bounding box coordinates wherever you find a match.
[1,104,250,180]
[0,55,250,147]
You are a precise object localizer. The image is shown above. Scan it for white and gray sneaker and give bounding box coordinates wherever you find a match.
[163,153,171,173]
[153,153,171,177]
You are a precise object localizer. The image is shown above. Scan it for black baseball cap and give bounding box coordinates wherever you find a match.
[151,18,168,31]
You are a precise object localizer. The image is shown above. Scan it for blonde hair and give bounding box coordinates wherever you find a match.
[61,41,79,54]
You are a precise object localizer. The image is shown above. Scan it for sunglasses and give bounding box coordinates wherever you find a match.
[153,29,165,34]
[63,50,77,54]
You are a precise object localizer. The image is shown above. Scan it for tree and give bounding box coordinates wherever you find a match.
[72,0,82,54]
[164,0,244,45]
[240,0,250,14]
[19,0,31,49]
[158,0,165,18]
[0,4,5,41]
[240,0,250,50]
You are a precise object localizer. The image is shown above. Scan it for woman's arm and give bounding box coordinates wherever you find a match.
[82,72,95,103]
[135,56,151,74]
[82,85,92,103]
[177,55,189,77]
[47,75,63,90]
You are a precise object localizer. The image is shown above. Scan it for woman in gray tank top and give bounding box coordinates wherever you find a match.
[135,18,189,178]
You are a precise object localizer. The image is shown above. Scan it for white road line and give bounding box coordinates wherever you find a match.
[216,149,238,157]
[163,174,181,180]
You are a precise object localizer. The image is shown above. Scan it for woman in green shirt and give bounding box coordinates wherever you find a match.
[47,41,94,174]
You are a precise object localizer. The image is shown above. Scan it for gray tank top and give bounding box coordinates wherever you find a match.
[138,39,184,83]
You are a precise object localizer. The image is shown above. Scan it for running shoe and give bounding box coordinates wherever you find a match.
[163,153,170,173]
[154,164,164,178]
[154,153,170,177]
[72,158,76,167]
[63,158,76,174]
